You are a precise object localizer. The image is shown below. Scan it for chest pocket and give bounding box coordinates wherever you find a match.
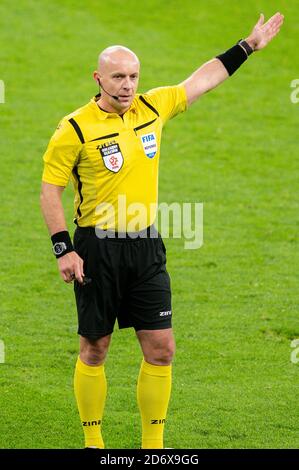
[88,129,141,174]
[86,132,124,173]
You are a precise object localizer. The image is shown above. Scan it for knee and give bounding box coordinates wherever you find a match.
[80,335,111,366]
[145,340,176,366]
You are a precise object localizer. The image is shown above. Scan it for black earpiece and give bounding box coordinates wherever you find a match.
[97,79,119,101]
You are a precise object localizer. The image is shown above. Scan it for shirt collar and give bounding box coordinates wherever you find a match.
[90,94,137,120]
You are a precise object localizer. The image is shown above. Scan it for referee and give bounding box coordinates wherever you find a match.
[40,13,283,449]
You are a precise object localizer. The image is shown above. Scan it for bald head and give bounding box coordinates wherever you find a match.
[97,45,140,73]
[94,45,140,114]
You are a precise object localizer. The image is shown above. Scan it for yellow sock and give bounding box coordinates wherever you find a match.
[137,359,172,449]
[74,356,107,449]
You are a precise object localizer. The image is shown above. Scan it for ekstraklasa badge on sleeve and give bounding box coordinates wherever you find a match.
[141,132,157,158]
[99,142,124,173]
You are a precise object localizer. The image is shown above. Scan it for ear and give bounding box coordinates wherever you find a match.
[93,71,100,84]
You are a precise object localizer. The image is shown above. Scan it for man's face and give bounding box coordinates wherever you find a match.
[95,53,140,113]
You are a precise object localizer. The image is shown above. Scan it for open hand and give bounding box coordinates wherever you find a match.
[246,12,284,51]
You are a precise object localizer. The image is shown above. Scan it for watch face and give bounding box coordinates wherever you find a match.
[53,242,67,255]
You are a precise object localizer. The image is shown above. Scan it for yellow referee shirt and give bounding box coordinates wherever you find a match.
[42,85,187,231]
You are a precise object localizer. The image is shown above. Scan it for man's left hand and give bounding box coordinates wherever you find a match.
[246,12,284,51]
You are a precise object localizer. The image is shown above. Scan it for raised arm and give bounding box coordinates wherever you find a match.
[181,12,284,106]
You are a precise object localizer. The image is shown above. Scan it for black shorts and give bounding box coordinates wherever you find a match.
[73,226,172,339]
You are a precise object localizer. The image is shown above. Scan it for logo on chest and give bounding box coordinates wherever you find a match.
[140,132,157,159]
[97,141,124,173]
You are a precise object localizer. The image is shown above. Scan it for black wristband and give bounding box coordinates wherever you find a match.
[216,40,249,76]
[51,230,74,258]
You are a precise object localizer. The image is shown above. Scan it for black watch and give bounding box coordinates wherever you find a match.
[53,241,68,257]
[238,39,254,56]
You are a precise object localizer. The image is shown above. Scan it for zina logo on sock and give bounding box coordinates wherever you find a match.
[82,420,101,426]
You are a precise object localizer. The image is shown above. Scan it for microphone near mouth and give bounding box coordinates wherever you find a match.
[98,79,119,101]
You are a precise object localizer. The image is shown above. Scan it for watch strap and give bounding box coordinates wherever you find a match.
[237,39,254,57]
[51,231,74,258]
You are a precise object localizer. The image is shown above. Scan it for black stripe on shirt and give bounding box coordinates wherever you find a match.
[72,166,83,218]
[91,133,119,142]
[134,119,157,133]
[69,118,85,144]
[139,96,160,117]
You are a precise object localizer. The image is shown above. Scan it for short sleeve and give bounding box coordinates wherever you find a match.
[143,85,187,124]
[42,118,82,186]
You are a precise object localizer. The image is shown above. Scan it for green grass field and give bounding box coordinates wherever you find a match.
[0,0,298,449]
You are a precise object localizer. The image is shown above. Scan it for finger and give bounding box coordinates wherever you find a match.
[63,267,76,283]
[61,270,71,283]
[255,13,264,27]
[263,19,281,36]
[74,264,84,284]
[268,18,283,37]
[264,12,283,29]
[276,14,284,27]
[270,14,284,30]
[265,23,282,44]
[74,257,84,284]
[67,273,75,283]
[79,257,85,278]
[269,26,281,40]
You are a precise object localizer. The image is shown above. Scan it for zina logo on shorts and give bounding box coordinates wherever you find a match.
[159,311,171,316]
[141,132,157,158]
